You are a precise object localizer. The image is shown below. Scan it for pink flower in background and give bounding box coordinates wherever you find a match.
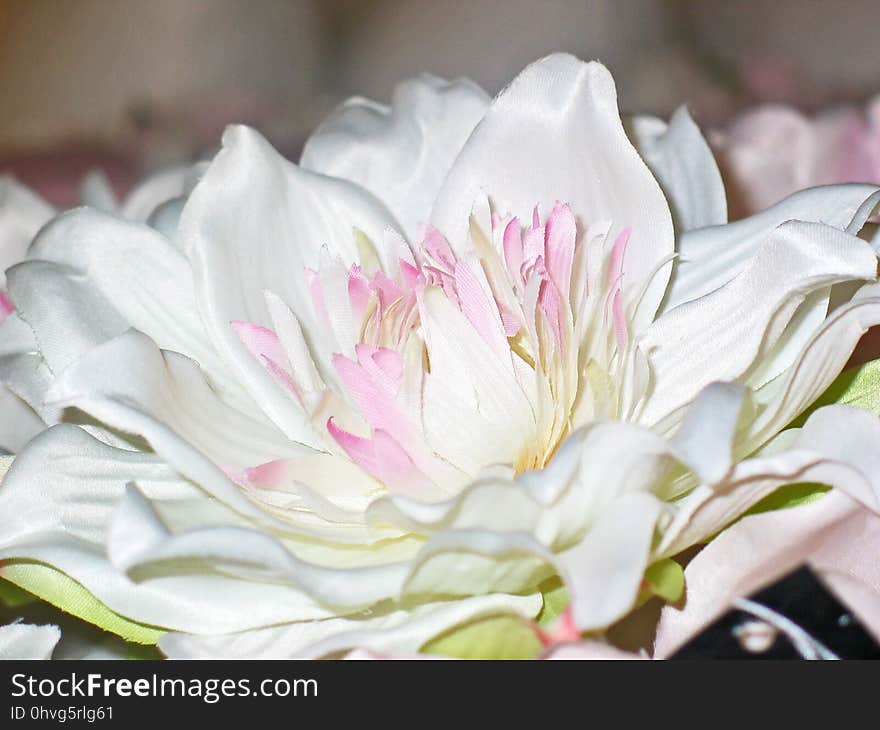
[712,98,880,219]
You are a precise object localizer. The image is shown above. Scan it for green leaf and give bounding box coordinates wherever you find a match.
[644,559,684,603]
[744,482,830,517]
[421,614,542,659]
[0,576,38,608]
[787,357,880,429]
[536,576,569,627]
[0,561,164,645]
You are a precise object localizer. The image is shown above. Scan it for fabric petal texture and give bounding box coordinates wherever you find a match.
[2,53,880,659]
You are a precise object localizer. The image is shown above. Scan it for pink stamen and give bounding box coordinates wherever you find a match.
[230,320,288,370]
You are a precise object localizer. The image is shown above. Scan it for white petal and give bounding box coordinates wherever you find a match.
[670,381,747,485]
[431,54,674,333]
[110,484,410,606]
[555,491,664,631]
[0,425,336,633]
[640,221,877,426]
[179,125,402,445]
[0,312,66,433]
[664,183,880,312]
[7,259,127,375]
[45,330,318,534]
[78,170,118,213]
[0,384,44,453]
[47,329,300,470]
[748,281,880,450]
[629,107,727,232]
[0,177,54,288]
[302,74,489,240]
[0,622,60,659]
[419,286,534,480]
[159,593,540,659]
[14,208,244,406]
[121,163,206,223]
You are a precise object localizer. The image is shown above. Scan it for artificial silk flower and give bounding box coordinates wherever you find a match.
[2,54,880,659]
[711,97,880,219]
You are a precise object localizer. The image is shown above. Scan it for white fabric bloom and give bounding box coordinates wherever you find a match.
[2,54,880,659]
[0,621,60,659]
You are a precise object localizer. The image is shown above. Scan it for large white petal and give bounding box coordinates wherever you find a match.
[0,313,66,435]
[302,74,489,240]
[629,107,727,232]
[109,484,410,604]
[0,177,54,288]
[419,286,535,480]
[663,183,880,312]
[0,383,44,453]
[47,329,299,471]
[431,54,674,333]
[13,208,246,407]
[0,425,336,633]
[640,221,877,427]
[178,125,403,445]
[159,593,540,659]
[0,622,60,659]
[555,491,664,631]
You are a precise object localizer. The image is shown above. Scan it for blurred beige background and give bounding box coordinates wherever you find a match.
[2,0,879,202]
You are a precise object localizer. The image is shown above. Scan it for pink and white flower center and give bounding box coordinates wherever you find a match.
[233,201,640,500]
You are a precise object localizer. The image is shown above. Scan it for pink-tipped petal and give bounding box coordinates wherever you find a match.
[503,218,524,286]
[243,459,289,487]
[420,224,456,270]
[499,303,522,337]
[230,320,288,369]
[347,265,372,318]
[544,202,576,300]
[327,417,380,476]
[538,280,565,349]
[453,261,509,357]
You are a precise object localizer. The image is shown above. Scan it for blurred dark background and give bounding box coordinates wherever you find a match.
[2,0,879,205]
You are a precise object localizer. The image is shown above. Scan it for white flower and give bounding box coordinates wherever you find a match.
[2,54,880,658]
[0,622,60,660]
